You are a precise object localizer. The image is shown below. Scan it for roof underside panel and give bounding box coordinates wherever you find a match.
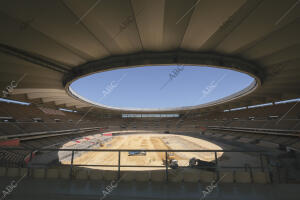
[0,0,299,113]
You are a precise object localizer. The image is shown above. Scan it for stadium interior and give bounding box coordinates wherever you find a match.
[0,0,300,200]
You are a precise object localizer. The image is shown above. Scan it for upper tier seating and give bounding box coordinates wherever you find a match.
[0,102,102,136]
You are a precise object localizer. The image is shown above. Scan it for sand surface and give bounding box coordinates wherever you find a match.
[62,134,259,171]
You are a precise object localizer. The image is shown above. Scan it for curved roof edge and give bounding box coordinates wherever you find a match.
[64,51,263,113]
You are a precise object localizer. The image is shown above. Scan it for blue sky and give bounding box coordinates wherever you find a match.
[70,65,254,109]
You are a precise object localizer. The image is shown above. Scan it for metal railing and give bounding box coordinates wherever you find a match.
[0,148,270,181]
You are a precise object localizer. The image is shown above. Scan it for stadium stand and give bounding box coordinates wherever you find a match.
[0,1,300,199]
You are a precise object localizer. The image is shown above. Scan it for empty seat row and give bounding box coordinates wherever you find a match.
[0,167,271,184]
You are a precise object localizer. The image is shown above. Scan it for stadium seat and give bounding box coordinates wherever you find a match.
[135,171,151,182]
[235,171,251,183]
[199,170,216,183]
[75,169,89,180]
[252,171,270,184]
[59,168,70,179]
[33,168,45,179]
[183,169,201,183]
[102,170,118,181]
[120,171,136,181]
[7,167,19,177]
[46,168,59,179]
[150,170,166,182]
[219,171,234,183]
[89,169,103,180]
[0,167,6,176]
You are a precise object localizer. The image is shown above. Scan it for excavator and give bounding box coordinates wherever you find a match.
[162,153,216,171]
[189,157,216,171]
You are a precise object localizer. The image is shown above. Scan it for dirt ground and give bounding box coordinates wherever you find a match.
[62,134,260,171]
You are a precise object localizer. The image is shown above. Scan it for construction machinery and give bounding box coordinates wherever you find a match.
[128,151,147,156]
[99,141,104,147]
[162,152,179,169]
[189,157,216,171]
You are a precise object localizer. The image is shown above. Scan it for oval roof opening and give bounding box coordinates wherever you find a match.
[69,65,255,111]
